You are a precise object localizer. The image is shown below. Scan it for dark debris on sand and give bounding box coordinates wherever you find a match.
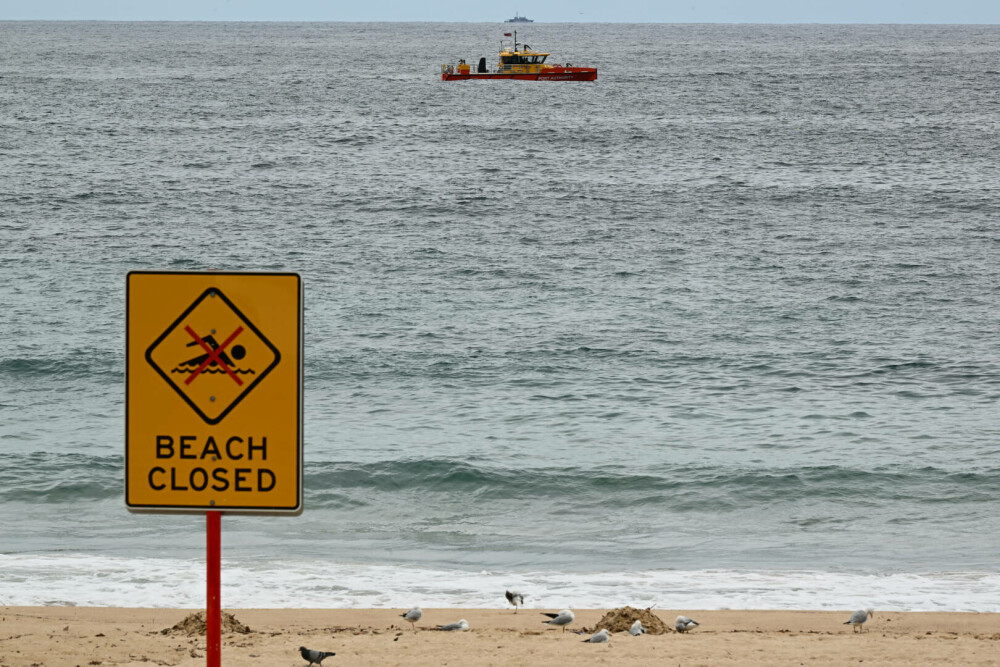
[161,611,252,636]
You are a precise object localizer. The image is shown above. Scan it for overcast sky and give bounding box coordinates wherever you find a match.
[3,0,999,23]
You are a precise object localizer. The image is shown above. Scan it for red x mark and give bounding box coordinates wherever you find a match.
[183,325,244,386]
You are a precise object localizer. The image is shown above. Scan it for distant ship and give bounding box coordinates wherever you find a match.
[505,13,533,23]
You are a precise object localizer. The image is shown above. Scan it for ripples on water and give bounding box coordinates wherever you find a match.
[1,21,998,606]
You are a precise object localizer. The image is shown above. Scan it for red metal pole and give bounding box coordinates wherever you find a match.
[206,511,221,667]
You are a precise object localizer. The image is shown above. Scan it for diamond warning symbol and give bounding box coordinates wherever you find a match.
[146,288,280,425]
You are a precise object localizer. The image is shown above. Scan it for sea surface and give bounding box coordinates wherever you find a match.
[1,21,999,611]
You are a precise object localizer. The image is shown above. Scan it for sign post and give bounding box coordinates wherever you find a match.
[126,271,303,665]
[207,511,221,667]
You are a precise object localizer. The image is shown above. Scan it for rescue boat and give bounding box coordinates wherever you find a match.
[441,31,596,82]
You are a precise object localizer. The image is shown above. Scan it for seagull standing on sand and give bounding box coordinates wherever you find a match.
[435,619,470,631]
[505,590,525,613]
[401,607,422,631]
[676,615,699,633]
[299,646,336,665]
[541,609,575,632]
[844,608,874,633]
[583,628,611,643]
[629,619,646,636]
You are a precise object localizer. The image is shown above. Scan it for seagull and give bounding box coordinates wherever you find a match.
[676,615,699,633]
[541,609,575,632]
[505,590,525,613]
[629,619,646,636]
[299,646,336,665]
[401,607,422,631]
[435,619,470,631]
[844,608,874,633]
[583,628,610,643]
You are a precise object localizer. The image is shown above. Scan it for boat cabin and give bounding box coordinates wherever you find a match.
[498,50,550,74]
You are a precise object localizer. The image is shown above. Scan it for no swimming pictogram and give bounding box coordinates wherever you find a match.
[181,324,247,386]
[146,288,280,425]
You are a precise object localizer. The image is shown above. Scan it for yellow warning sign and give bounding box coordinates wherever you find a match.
[126,272,302,514]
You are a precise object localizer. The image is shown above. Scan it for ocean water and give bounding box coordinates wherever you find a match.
[1,21,999,611]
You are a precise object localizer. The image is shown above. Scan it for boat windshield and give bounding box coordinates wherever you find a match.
[501,54,548,65]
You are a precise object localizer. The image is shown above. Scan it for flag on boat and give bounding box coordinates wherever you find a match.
[504,33,512,36]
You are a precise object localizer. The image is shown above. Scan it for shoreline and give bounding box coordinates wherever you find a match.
[2,607,998,666]
[5,553,998,611]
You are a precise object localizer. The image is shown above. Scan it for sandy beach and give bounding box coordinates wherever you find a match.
[2,606,998,666]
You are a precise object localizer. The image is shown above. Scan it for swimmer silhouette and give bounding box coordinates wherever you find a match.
[179,334,247,370]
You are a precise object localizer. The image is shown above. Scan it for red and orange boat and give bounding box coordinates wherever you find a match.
[441,31,596,82]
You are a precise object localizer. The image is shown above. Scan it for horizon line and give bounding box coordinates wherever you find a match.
[2,18,999,25]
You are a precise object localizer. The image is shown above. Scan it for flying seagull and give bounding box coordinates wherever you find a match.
[629,619,646,636]
[299,646,335,665]
[401,607,422,631]
[583,628,610,643]
[844,608,874,633]
[505,590,525,613]
[435,619,470,631]
[541,609,575,632]
[676,615,699,633]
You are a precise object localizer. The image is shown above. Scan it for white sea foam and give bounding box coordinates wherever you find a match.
[1,554,997,611]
